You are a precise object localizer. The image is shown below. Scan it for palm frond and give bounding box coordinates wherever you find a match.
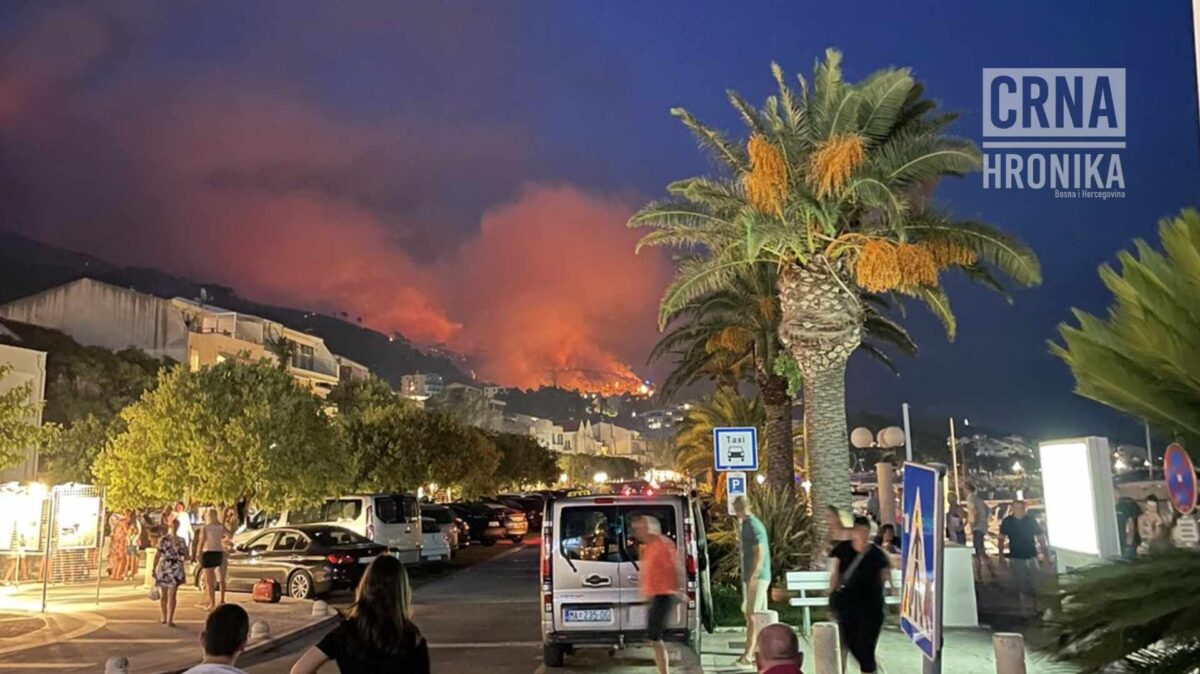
[907,216,1043,287]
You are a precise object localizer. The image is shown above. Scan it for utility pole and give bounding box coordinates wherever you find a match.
[1145,419,1153,480]
[902,402,913,462]
[948,418,961,502]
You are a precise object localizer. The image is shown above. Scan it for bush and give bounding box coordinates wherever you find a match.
[707,485,812,585]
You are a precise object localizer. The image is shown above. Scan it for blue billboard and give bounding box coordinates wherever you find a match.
[900,462,944,661]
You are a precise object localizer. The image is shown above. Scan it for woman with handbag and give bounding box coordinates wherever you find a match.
[829,516,891,673]
[153,518,189,626]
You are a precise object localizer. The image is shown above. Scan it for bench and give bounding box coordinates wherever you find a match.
[785,568,901,635]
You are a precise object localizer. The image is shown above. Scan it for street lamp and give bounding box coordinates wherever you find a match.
[593,471,608,485]
[850,426,906,526]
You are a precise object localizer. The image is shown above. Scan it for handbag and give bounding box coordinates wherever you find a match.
[148,586,160,601]
[829,545,871,618]
[252,578,282,603]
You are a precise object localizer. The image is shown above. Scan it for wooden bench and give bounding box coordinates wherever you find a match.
[785,568,902,635]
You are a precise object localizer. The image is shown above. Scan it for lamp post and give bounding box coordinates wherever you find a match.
[947,418,970,503]
[850,425,906,527]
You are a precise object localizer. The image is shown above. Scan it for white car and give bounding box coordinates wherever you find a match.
[540,493,714,667]
[420,516,453,563]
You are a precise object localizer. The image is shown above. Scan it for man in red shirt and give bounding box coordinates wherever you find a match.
[632,515,693,674]
[755,623,804,673]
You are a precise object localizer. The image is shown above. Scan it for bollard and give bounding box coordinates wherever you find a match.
[312,599,331,617]
[993,632,1027,674]
[811,621,841,674]
[104,656,130,674]
[250,620,271,642]
[753,609,779,639]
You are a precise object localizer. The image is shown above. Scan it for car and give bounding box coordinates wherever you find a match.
[540,492,714,667]
[421,504,465,549]
[420,516,452,563]
[224,525,386,599]
[483,502,528,542]
[448,503,507,546]
[233,494,424,565]
[499,493,547,530]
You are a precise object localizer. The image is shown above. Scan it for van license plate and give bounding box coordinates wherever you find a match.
[563,608,612,623]
[358,556,376,564]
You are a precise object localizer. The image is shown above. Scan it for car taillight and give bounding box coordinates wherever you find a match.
[540,524,553,612]
[327,553,354,565]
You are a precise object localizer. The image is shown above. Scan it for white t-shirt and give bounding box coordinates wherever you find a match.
[175,512,194,547]
[182,663,246,674]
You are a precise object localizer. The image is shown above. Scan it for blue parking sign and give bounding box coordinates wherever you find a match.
[900,462,944,661]
[725,471,747,515]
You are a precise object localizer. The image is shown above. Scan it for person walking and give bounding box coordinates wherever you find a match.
[220,508,238,605]
[755,623,804,674]
[125,510,142,580]
[154,518,189,627]
[965,484,992,581]
[289,555,429,673]
[998,500,1044,617]
[196,508,227,610]
[630,515,696,674]
[108,511,131,581]
[873,524,899,555]
[947,502,968,545]
[733,496,771,668]
[1136,495,1165,555]
[829,516,890,674]
[182,604,250,674]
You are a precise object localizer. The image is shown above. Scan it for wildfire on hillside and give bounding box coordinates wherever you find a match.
[546,366,654,397]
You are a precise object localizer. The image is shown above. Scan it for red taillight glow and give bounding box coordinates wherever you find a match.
[541,526,554,613]
[326,553,354,565]
[594,497,614,504]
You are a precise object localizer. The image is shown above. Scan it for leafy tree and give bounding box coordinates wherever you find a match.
[631,52,1039,542]
[327,376,404,417]
[1040,210,1200,672]
[94,361,343,510]
[1052,209,1200,450]
[489,432,559,489]
[38,414,112,484]
[0,365,40,469]
[340,403,499,496]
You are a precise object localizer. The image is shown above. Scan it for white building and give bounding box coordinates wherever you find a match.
[0,342,47,482]
[502,413,565,453]
[0,278,345,398]
[399,373,444,400]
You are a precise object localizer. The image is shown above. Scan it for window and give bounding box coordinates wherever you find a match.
[293,344,315,371]
[274,531,308,551]
[245,533,275,553]
[621,505,678,562]
[310,528,370,547]
[422,507,454,525]
[559,506,621,563]
[289,499,362,524]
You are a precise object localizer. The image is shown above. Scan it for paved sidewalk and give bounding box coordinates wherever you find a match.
[0,580,333,672]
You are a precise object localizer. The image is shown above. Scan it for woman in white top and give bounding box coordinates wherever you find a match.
[195,508,228,610]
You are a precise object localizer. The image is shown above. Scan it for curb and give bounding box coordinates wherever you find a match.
[158,609,340,674]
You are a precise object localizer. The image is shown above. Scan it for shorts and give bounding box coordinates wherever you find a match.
[201,551,223,569]
[1010,557,1039,595]
[742,579,769,614]
[646,594,676,641]
[972,529,987,555]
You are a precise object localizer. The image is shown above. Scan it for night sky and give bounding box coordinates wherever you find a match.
[1,1,1197,442]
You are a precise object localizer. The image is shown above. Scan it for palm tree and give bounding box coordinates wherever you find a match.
[1052,209,1200,448]
[1041,209,1200,672]
[631,51,1040,542]
[674,388,763,500]
[653,263,916,489]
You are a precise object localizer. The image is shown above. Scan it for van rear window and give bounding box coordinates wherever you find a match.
[621,505,677,562]
[374,497,403,524]
[560,506,621,563]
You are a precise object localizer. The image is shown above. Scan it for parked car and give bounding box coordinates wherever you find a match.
[421,504,465,549]
[540,492,714,667]
[420,517,452,563]
[496,493,546,530]
[234,494,422,565]
[483,502,528,542]
[448,503,507,546]
[225,525,386,599]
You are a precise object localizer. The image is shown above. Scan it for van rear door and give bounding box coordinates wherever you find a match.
[372,495,421,564]
[553,504,622,635]
[617,501,686,636]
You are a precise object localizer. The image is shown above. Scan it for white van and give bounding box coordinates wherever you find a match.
[539,493,714,667]
[240,494,423,565]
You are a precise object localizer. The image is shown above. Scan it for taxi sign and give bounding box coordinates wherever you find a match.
[713,427,758,472]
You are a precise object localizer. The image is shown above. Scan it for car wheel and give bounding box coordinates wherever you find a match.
[543,643,564,667]
[510,535,523,544]
[287,571,314,599]
[483,538,496,547]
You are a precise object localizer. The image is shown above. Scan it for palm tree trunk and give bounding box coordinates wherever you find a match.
[776,259,862,560]
[758,370,794,491]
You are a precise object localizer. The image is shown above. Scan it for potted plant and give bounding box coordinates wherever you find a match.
[707,485,812,602]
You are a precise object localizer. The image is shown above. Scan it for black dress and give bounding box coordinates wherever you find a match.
[830,541,890,673]
[317,618,431,674]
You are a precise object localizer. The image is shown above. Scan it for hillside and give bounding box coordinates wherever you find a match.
[0,231,472,388]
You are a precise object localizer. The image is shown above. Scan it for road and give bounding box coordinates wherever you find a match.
[245,539,688,674]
